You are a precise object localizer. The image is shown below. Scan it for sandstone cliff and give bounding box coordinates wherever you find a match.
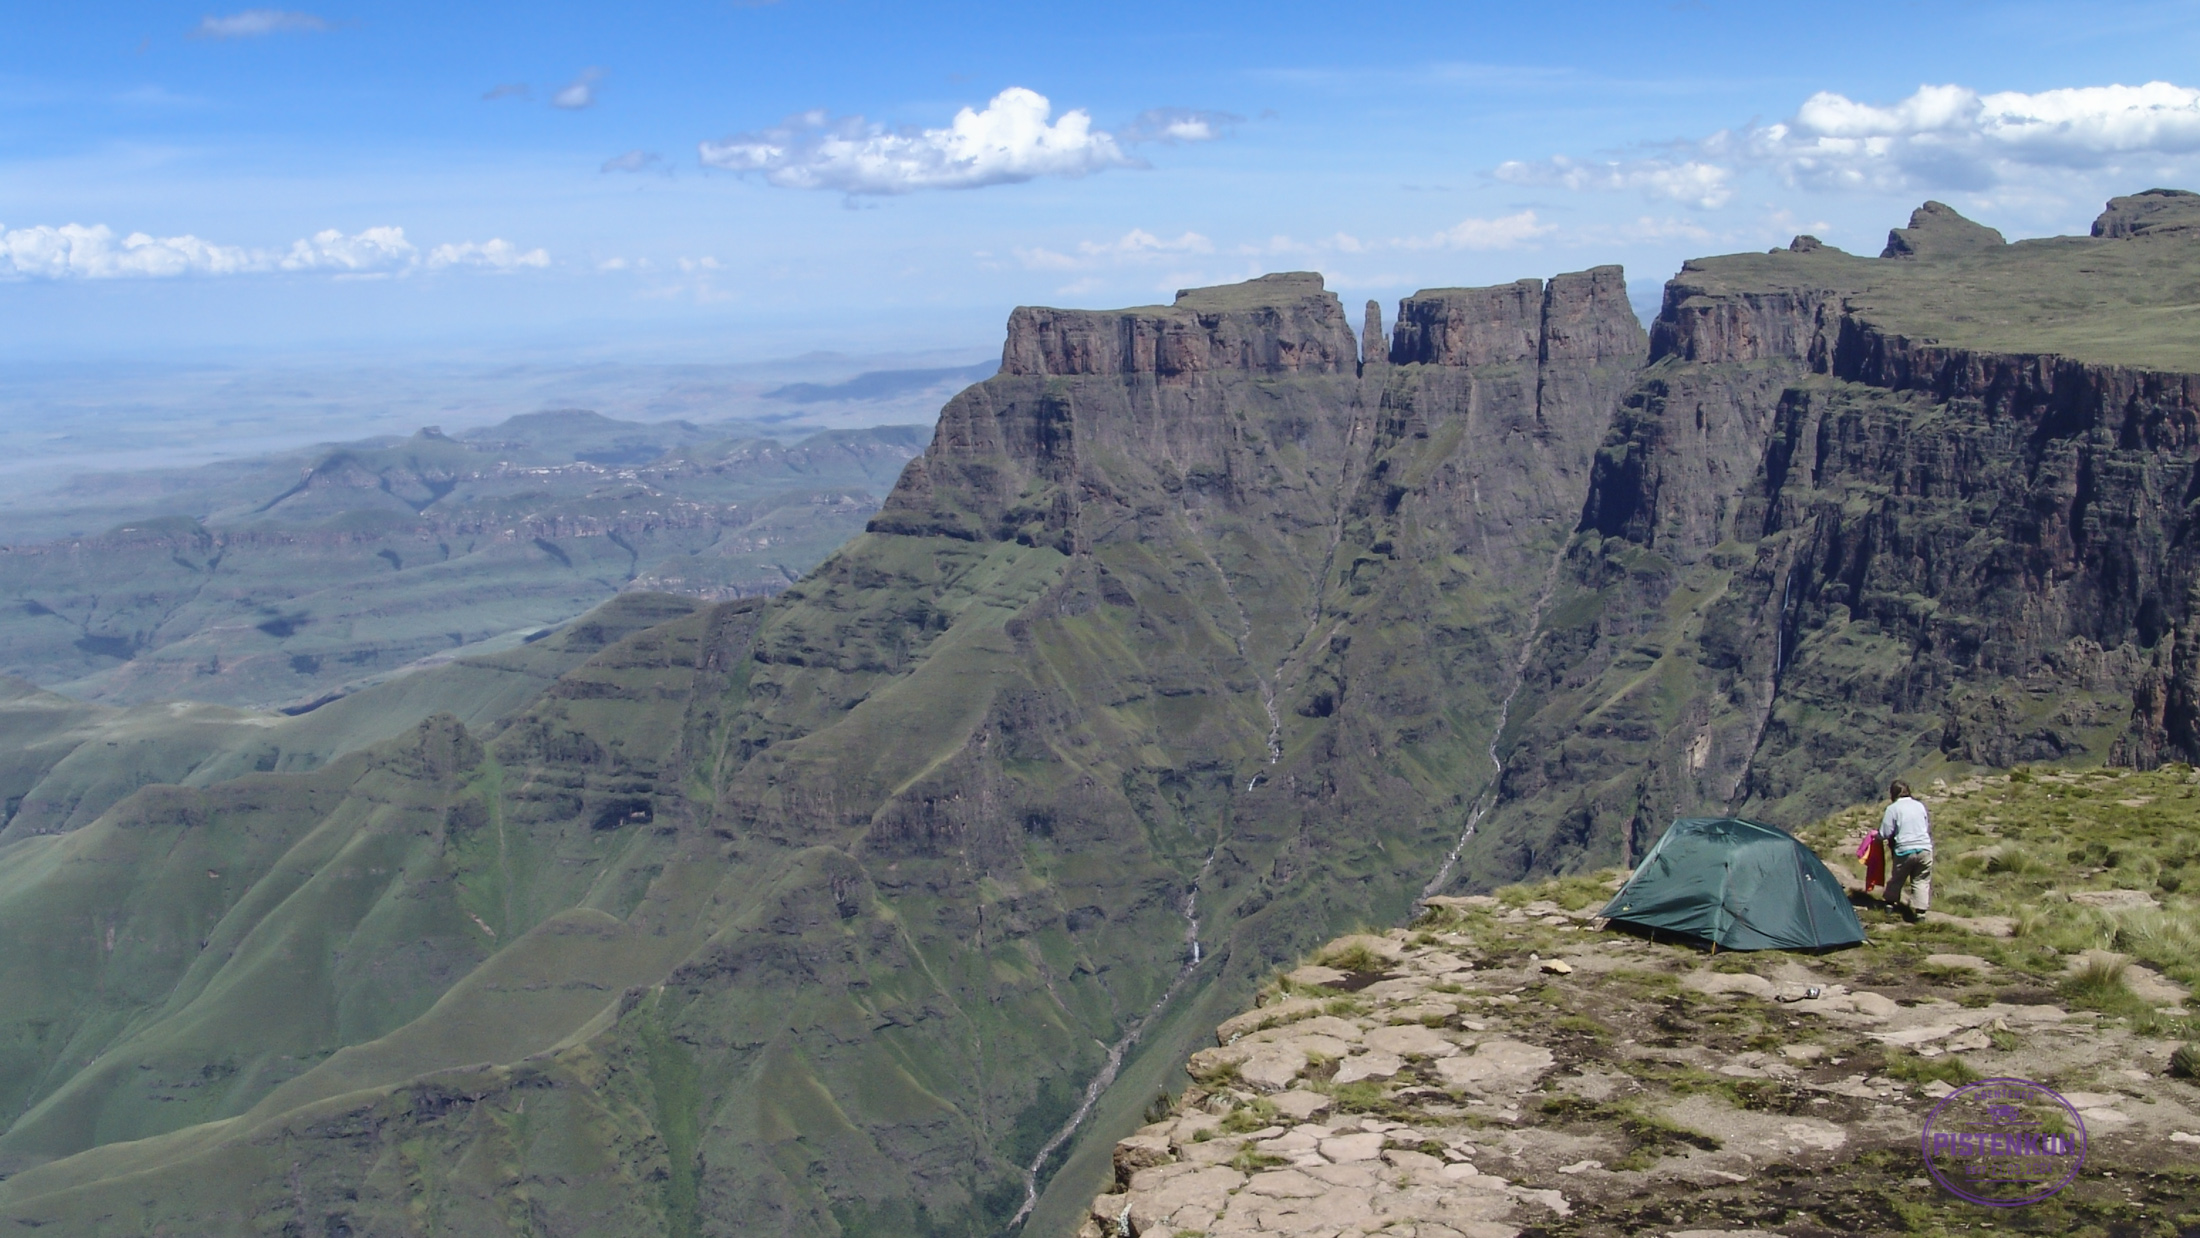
[1466,197,2200,886]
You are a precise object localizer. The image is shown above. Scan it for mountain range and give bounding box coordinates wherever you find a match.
[1,190,2197,1235]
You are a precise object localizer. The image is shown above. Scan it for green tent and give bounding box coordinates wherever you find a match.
[1600,817,1865,951]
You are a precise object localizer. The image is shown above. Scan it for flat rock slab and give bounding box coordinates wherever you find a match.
[2069,889,2159,909]
[1923,953,1993,971]
[1364,1023,1459,1057]
[1923,910,2017,936]
[1248,1014,1363,1044]
[1239,1043,1310,1091]
[1124,1164,1245,1235]
[1270,1089,1332,1121]
[1319,1131,1386,1162]
[1336,1049,1406,1084]
[1217,998,1323,1042]
[1682,970,1776,1000]
[1433,1039,1555,1094]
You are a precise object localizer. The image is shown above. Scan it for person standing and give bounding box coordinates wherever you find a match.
[1878,779,1933,922]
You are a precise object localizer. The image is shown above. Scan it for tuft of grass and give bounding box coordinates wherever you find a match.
[1551,1014,1612,1039]
[2060,956,2153,1021]
[1540,1094,1720,1169]
[1316,942,1389,973]
[2171,1043,2200,1079]
[1229,1149,1287,1173]
[1883,1053,1980,1087]
[1217,1096,1278,1134]
[1323,1080,1416,1119]
[1188,1057,1243,1087]
[1610,1105,1721,1170]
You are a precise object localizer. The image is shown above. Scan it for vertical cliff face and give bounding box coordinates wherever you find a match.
[1458,200,2200,887]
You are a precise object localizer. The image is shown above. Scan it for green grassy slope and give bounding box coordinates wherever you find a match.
[0,590,700,846]
[0,271,1650,1235]
[0,420,926,709]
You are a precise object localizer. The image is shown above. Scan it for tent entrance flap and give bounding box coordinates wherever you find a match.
[1600,817,1864,952]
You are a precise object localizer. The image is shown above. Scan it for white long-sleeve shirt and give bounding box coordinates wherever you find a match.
[1879,796,1932,854]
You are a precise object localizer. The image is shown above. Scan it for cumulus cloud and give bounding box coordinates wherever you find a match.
[1494,155,1733,209]
[191,9,331,38]
[552,68,602,110]
[278,226,416,272]
[1505,80,2200,205]
[0,222,544,280]
[1016,228,1214,270]
[1731,80,2200,193]
[426,238,550,270]
[0,224,256,278]
[1398,211,1555,250]
[700,87,1135,194]
[1119,108,1239,144]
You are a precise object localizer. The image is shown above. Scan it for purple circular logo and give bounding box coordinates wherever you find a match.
[1921,1077,2087,1206]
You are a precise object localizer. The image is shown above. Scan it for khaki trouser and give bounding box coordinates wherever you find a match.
[1887,849,1933,913]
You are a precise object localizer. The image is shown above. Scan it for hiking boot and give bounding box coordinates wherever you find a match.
[1901,906,1921,923]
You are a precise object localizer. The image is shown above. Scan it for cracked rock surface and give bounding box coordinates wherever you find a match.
[1078,880,2200,1237]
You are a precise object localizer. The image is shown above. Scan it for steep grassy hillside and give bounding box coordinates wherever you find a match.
[0,269,1651,1235]
[0,417,924,708]
[0,590,701,845]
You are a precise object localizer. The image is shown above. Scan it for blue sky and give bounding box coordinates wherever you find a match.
[5,0,2200,362]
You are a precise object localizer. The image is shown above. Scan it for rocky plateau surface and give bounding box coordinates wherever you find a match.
[1083,889,2198,1237]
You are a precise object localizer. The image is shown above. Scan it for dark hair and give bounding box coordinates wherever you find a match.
[1889,779,1912,799]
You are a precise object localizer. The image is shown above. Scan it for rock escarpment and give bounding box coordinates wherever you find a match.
[1465,196,2200,886]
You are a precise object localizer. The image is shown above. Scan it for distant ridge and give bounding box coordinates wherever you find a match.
[763,360,998,404]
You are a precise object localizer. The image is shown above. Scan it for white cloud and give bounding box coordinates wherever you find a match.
[699,87,1135,194]
[0,222,545,280]
[1504,80,2200,206]
[426,238,550,271]
[482,83,530,102]
[1494,155,1732,208]
[1015,228,1213,270]
[1398,211,1555,250]
[279,226,415,272]
[1732,80,2200,193]
[552,68,602,110]
[191,9,331,38]
[1119,108,1239,144]
[0,224,255,278]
